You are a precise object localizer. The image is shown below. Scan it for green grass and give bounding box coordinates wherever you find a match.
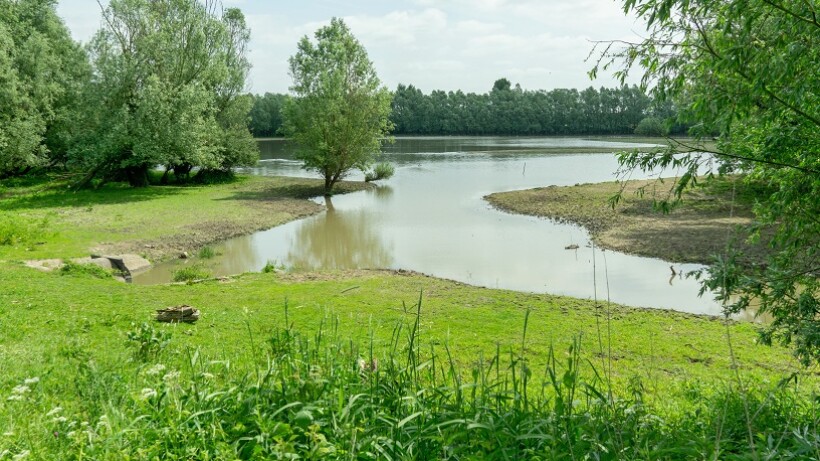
[1,172,817,458]
[0,265,816,459]
[0,174,369,263]
[171,263,212,283]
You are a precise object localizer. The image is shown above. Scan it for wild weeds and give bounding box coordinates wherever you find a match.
[172,263,211,283]
[2,298,818,460]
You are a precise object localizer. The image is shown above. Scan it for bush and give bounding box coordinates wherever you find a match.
[198,246,217,259]
[172,264,211,282]
[59,261,113,279]
[634,116,669,136]
[364,162,395,182]
[262,259,284,273]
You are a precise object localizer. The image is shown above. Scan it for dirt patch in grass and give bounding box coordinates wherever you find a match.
[486,178,769,265]
[94,179,372,261]
[0,175,371,263]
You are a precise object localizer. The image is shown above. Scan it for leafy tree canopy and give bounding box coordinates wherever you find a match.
[0,0,87,179]
[595,0,819,363]
[282,18,393,195]
[70,0,257,187]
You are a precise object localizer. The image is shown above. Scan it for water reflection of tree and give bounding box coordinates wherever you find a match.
[287,197,392,270]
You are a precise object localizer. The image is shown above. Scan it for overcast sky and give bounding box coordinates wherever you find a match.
[56,0,647,94]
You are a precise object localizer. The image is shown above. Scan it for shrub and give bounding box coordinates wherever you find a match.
[172,264,211,282]
[59,261,113,279]
[634,116,669,136]
[198,246,217,259]
[262,260,284,273]
[364,162,395,182]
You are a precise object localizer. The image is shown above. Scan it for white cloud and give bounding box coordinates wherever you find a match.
[58,0,646,94]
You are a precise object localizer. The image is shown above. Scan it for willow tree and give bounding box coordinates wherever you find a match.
[282,18,393,195]
[0,0,88,179]
[70,0,257,187]
[594,0,819,363]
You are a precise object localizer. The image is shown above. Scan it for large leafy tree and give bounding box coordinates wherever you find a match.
[595,0,819,363]
[282,18,393,195]
[0,0,88,179]
[70,0,257,187]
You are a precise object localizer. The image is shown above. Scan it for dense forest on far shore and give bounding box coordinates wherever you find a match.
[248,78,683,138]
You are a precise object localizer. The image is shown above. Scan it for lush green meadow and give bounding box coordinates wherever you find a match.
[1,175,818,459]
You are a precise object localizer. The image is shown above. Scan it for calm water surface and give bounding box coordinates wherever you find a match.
[136,137,726,315]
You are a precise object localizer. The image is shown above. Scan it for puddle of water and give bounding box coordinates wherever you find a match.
[136,137,730,316]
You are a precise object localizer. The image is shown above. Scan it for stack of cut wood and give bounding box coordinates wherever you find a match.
[155,305,200,323]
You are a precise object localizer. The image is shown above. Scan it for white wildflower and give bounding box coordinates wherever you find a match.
[7,395,23,402]
[140,388,157,400]
[67,431,76,438]
[12,450,30,460]
[51,416,68,424]
[11,385,30,395]
[46,406,63,417]
[162,370,180,382]
[3,431,13,436]
[23,377,39,385]
[144,364,166,376]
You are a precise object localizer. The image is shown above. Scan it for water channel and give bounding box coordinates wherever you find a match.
[135,137,727,316]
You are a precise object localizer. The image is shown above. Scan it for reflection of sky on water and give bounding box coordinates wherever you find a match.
[138,137,727,316]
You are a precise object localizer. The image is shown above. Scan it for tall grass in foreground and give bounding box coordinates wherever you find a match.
[1,300,818,460]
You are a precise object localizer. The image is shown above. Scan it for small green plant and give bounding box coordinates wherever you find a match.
[198,246,218,259]
[262,259,284,273]
[59,261,113,279]
[364,162,395,182]
[172,264,211,283]
[125,322,171,362]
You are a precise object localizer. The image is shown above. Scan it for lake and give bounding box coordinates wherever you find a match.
[135,137,727,316]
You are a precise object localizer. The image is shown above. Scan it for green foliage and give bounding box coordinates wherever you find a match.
[68,0,258,188]
[282,18,393,195]
[59,261,113,279]
[172,264,212,283]
[0,213,50,246]
[262,260,284,273]
[197,246,217,259]
[248,92,288,137]
[634,116,669,136]
[3,310,818,459]
[597,0,820,363]
[390,83,669,136]
[364,162,395,182]
[125,322,171,362]
[0,0,89,179]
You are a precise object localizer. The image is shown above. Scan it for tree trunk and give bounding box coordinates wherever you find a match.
[126,165,150,187]
[324,175,333,196]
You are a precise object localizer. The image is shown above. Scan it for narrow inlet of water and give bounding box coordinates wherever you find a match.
[136,137,732,316]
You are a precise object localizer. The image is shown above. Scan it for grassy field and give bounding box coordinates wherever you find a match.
[1,173,817,459]
[0,174,368,263]
[486,177,769,265]
[1,263,816,459]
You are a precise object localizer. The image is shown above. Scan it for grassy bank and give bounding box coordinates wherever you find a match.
[0,264,815,459]
[2,173,817,459]
[0,175,369,263]
[486,177,767,265]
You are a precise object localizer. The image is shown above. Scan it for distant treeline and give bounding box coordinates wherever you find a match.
[248,78,682,138]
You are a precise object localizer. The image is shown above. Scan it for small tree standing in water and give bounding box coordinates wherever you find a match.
[282,18,393,195]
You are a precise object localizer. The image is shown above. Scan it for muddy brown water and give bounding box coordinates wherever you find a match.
[135,137,735,316]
